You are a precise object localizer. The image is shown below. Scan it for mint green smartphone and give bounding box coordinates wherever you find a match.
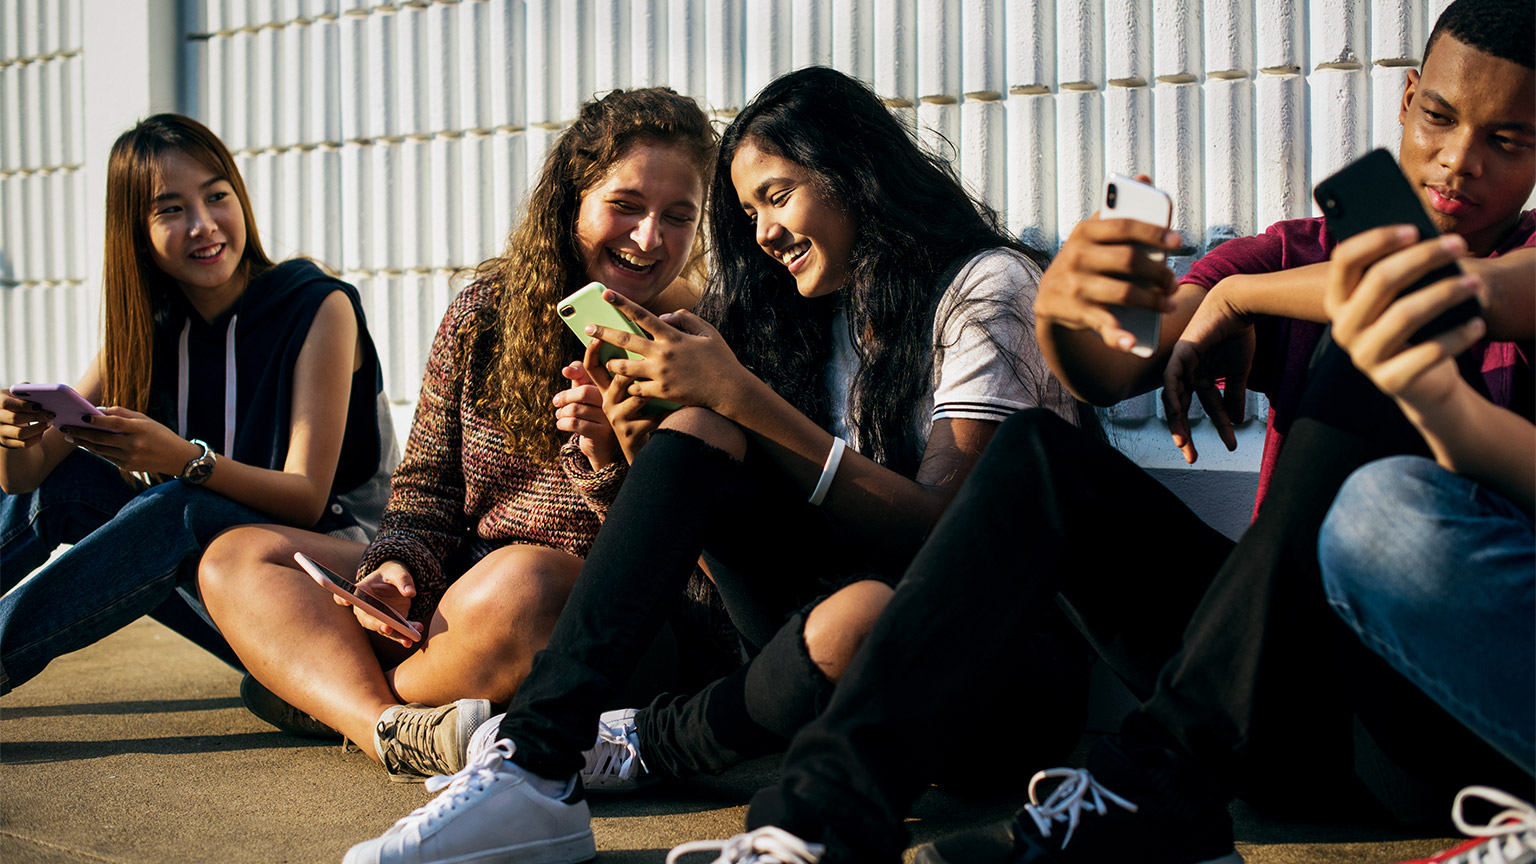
[555,282,681,413]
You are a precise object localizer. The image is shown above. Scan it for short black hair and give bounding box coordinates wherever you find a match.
[1425,0,1534,70]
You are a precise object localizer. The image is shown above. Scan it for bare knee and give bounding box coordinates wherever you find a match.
[803,580,894,683]
[658,407,747,460]
[437,547,579,650]
[426,547,581,701]
[199,525,289,597]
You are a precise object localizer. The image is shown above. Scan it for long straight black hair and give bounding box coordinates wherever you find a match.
[699,66,1052,476]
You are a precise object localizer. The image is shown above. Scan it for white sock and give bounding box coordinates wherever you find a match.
[501,750,574,800]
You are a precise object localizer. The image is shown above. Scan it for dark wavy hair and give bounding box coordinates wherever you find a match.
[1426,0,1533,69]
[463,87,717,461]
[698,66,1053,475]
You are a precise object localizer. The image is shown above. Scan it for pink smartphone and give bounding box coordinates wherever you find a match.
[10,383,122,433]
[294,552,424,642]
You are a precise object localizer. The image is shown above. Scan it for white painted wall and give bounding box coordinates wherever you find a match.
[5,0,1529,521]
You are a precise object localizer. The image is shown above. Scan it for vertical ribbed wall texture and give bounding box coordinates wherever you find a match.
[0,0,87,390]
[2,0,1516,465]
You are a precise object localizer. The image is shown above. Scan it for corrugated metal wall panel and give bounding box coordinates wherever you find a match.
[0,0,87,388]
[631,0,666,85]
[1105,0,1151,85]
[831,0,873,83]
[792,0,832,70]
[1103,85,1153,179]
[1057,0,1100,88]
[873,0,916,105]
[961,0,1002,98]
[743,0,790,104]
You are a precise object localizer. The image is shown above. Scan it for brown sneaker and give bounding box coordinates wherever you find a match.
[240,674,342,739]
[375,699,492,783]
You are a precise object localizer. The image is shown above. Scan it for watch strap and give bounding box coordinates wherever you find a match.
[179,438,216,485]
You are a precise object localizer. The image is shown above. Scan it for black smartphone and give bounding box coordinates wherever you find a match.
[1313,148,1480,342]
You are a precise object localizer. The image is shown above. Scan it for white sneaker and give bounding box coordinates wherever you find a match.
[584,708,653,793]
[667,827,826,864]
[466,709,653,794]
[1394,786,1536,864]
[343,740,594,864]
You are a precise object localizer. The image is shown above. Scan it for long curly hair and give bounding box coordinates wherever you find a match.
[699,67,1052,476]
[462,87,717,461]
[99,114,273,416]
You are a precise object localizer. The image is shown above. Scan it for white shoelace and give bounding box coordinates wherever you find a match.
[390,741,515,832]
[667,826,826,864]
[1445,786,1536,864]
[587,716,647,782]
[1022,767,1139,850]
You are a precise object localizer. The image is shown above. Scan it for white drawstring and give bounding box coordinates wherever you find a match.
[177,314,238,455]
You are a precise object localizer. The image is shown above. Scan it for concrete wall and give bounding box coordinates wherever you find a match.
[6,0,1523,529]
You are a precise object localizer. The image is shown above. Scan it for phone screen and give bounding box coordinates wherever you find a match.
[294,553,419,635]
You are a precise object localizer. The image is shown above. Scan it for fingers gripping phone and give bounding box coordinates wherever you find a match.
[10,384,123,433]
[1314,148,1480,342]
[294,552,423,641]
[556,281,681,413]
[1101,174,1174,358]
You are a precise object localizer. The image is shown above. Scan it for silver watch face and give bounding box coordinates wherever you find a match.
[182,441,215,485]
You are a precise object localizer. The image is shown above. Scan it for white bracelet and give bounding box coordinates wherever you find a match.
[808,436,847,506]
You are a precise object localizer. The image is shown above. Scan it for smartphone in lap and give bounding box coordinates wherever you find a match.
[10,383,122,432]
[556,281,681,413]
[1313,148,1480,342]
[294,552,424,642]
[1100,173,1174,358]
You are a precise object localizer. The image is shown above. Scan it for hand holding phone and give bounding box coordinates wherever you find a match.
[294,552,423,643]
[556,282,682,413]
[1324,225,1487,407]
[1314,149,1480,342]
[1099,174,1174,358]
[9,384,122,433]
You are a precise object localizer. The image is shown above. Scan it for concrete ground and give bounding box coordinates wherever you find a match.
[1,618,1457,863]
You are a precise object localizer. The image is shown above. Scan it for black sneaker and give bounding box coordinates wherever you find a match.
[240,674,343,739]
[913,738,1242,864]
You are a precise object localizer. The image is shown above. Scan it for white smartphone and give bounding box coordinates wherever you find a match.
[1099,173,1173,358]
[294,552,424,642]
[10,383,122,433]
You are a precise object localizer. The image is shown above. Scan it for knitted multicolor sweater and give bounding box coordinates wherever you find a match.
[357,279,624,621]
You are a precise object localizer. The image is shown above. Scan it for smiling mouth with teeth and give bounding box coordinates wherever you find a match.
[780,243,809,266]
[191,244,224,259]
[608,248,657,273]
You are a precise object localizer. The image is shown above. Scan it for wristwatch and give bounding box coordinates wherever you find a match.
[179,438,216,485]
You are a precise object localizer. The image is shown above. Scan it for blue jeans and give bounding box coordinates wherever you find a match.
[0,449,266,693]
[1319,455,1536,775]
